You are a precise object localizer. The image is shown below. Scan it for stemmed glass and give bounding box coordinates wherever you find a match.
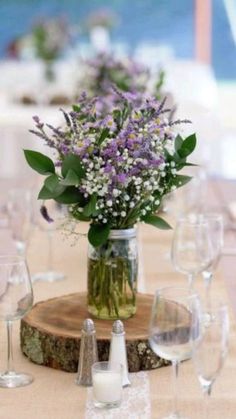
[192,303,229,419]
[171,216,213,290]
[149,287,200,419]
[32,201,65,282]
[200,213,224,309]
[0,255,34,388]
[7,189,33,256]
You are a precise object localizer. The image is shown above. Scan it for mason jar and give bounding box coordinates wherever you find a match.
[87,228,138,320]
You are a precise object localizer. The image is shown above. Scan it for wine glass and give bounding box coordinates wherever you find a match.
[192,303,229,419]
[171,215,213,290]
[0,255,34,388]
[7,188,33,256]
[32,200,65,282]
[149,287,200,419]
[200,213,224,309]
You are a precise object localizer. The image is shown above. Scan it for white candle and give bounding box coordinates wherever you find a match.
[93,372,122,404]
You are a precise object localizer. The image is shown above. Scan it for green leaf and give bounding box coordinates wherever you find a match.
[60,169,79,186]
[54,187,84,204]
[44,174,65,195]
[153,191,162,202]
[44,174,58,192]
[73,212,90,222]
[113,109,121,124]
[24,149,55,175]
[178,133,196,158]
[72,104,81,112]
[172,174,192,188]
[83,194,97,217]
[88,224,110,247]
[184,162,198,167]
[164,149,185,166]
[142,214,172,230]
[70,206,90,222]
[174,134,183,153]
[155,69,165,92]
[61,154,85,179]
[164,148,174,162]
[97,128,110,146]
[121,105,129,122]
[38,185,55,200]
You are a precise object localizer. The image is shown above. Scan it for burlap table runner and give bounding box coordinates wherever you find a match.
[0,225,235,419]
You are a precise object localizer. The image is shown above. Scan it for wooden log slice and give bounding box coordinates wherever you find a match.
[20,293,171,373]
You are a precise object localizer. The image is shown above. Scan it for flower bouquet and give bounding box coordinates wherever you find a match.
[31,17,70,80]
[83,53,149,96]
[81,52,165,101]
[24,90,196,319]
[11,17,70,81]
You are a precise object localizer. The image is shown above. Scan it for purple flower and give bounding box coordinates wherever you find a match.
[40,205,54,223]
[102,141,118,158]
[101,115,116,131]
[59,144,70,155]
[116,173,127,183]
[32,115,44,129]
[104,164,113,173]
[32,115,40,123]
[129,167,140,176]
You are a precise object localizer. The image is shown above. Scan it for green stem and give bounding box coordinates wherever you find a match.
[88,240,137,319]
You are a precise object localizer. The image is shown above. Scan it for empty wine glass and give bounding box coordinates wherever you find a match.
[149,287,200,419]
[0,203,9,228]
[192,303,229,419]
[200,213,224,309]
[0,255,34,388]
[7,189,33,256]
[171,215,213,290]
[32,200,65,282]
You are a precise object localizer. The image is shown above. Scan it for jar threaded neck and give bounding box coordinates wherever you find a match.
[109,228,136,240]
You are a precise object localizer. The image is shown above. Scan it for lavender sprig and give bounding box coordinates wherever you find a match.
[40,205,54,223]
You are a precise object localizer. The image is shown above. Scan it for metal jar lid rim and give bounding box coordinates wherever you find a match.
[109,228,136,239]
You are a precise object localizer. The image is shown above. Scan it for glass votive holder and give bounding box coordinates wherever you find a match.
[92,361,123,409]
